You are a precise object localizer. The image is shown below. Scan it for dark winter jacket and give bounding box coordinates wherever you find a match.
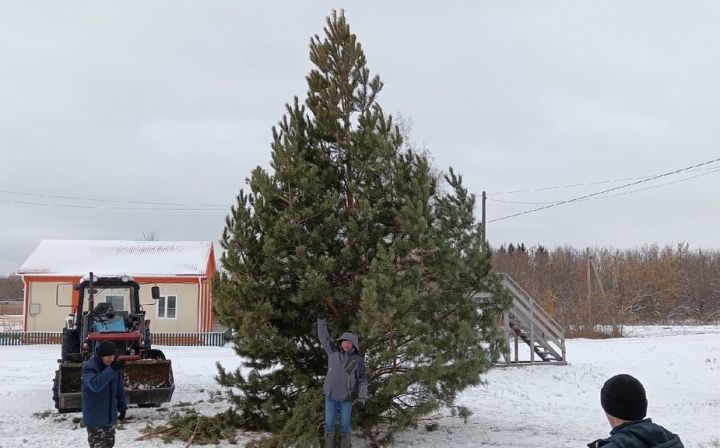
[318,316,368,403]
[81,348,128,428]
[587,419,684,448]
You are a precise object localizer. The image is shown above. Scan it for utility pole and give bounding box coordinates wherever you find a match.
[481,190,487,246]
[587,255,609,334]
[586,256,593,329]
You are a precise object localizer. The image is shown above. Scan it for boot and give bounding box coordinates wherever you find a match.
[340,433,351,448]
[325,432,336,448]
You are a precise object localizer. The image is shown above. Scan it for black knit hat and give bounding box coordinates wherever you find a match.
[96,341,116,357]
[601,374,647,421]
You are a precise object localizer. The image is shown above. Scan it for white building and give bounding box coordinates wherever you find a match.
[17,240,217,333]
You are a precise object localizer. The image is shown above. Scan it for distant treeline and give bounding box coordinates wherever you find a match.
[0,275,23,301]
[492,243,720,337]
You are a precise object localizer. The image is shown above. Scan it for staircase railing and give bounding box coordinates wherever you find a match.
[497,273,566,365]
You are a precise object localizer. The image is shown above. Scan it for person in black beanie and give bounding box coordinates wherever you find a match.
[81,341,128,448]
[587,374,683,447]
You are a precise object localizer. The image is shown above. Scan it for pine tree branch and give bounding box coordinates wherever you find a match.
[185,415,201,448]
[136,425,175,440]
[371,366,411,377]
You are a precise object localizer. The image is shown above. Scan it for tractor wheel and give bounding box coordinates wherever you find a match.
[144,349,166,360]
[61,329,80,362]
[52,370,60,411]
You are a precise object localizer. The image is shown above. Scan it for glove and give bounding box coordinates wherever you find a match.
[118,410,126,421]
[356,399,366,409]
[110,358,125,371]
[318,311,327,320]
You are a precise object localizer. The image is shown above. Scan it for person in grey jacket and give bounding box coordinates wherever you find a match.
[587,374,683,448]
[318,313,368,448]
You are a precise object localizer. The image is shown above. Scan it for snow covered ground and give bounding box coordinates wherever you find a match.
[0,326,719,447]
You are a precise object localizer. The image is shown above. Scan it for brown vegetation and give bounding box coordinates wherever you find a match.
[493,243,720,337]
[0,275,23,301]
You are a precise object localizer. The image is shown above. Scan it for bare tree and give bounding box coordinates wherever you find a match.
[137,230,159,241]
[493,243,717,337]
[0,275,23,301]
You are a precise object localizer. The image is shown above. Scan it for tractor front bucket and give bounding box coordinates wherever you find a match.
[55,363,83,412]
[54,359,174,413]
[122,359,175,406]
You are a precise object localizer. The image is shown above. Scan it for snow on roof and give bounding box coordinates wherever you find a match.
[18,240,214,277]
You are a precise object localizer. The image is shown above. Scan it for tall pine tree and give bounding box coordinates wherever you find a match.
[214,11,509,447]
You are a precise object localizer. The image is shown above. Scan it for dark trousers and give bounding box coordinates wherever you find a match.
[87,425,115,448]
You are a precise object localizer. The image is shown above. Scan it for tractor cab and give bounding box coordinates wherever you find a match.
[90,302,126,333]
[69,275,157,361]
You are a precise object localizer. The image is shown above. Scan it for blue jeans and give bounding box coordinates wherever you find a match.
[324,395,353,434]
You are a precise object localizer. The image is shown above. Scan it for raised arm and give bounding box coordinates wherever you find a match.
[317,313,335,355]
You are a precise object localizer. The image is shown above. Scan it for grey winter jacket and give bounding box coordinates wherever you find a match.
[318,316,368,403]
[587,419,684,448]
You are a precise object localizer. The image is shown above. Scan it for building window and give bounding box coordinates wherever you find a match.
[157,295,177,319]
[105,295,125,312]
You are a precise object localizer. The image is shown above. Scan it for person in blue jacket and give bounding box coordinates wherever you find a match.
[81,341,128,448]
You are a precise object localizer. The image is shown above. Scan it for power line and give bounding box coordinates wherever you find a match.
[0,198,229,212]
[597,167,720,200]
[487,157,720,223]
[487,166,718,196]
[3,158,719,215]
[0,188,230,211]
[488,167,720,206]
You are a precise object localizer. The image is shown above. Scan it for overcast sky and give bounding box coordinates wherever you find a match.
[1,1,719,275]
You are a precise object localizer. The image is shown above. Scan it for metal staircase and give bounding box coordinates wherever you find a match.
[497,273,566,365]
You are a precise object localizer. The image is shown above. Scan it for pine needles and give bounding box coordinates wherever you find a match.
[137,408,245,446]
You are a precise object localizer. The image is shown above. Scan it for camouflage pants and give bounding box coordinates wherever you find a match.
[87,425,115,448]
